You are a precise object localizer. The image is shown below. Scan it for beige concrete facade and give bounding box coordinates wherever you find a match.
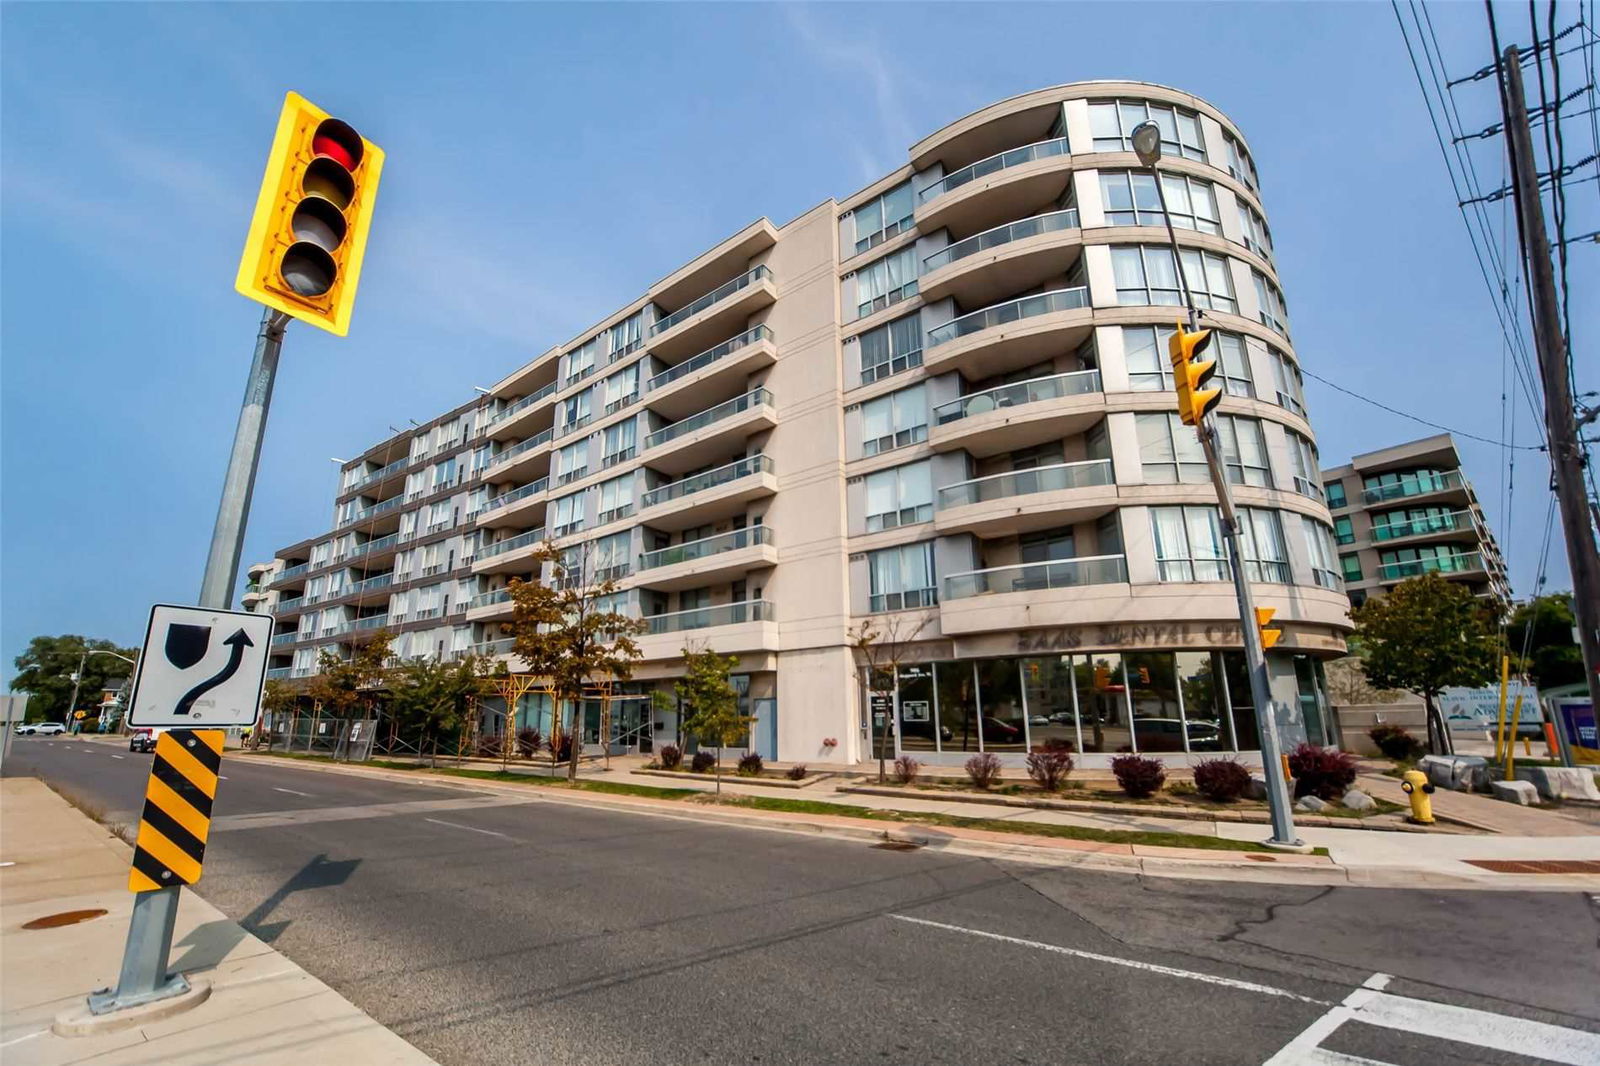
[263,81,1354,767]
[1320,433,1511,608]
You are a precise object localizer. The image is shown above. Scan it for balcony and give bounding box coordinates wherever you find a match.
[939,556,1134,636]
[486,380,558,441]
[270,562,311,587]
[472,527,547,575]
[466,587,515,622]
[351,573,394,599]
[1377,552,1487,584]
[645,599,774,635]
[1370,510,1478,545]
[644,388,776,475]
[270,631,299,648]
[344,457,408,498]
[915,137,1073,237]
[924,286,1092,379]
[265,667,293,682]
[338,532,401,568]
[1361,470,1468,506]
[636,526,777,592]
[920,209,1083,307]
[945,554,1128,599]
[483,427,554,482]
[476,477,549,531]
[636,600,778,659]
[647,266,777,361]
[340,494,405,532]
[646,326,777,421]
[638,454,777,531]
[935,458,1117,537]
[930,369,1103,458]
[273,595,305,617]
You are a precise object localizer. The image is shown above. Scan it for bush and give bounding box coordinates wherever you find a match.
[1024,747,1074,792]
[691,750,716,774]
[892,755,921,786]
[1191,758,1252,803]
[737,751,764,776]
[515,728,542,759]
[1111,754,1166,798]
[786,763,808,781]
[964,752,1003,790]
[476,733,505,758]
[1368,724,1424,762]
[1287,743,1357,800]
[658,744,682,769]
[552,733,573,764]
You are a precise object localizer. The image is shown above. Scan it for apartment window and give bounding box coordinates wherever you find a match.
[867,541,937,612]
[1090,99,1207,161]
[1123,325,1252,396]
[860,383,928,457]
[1334,515,1355,545]
[852,180,914,255]
[1379,543,1478,575]
[1112,245,1237,313]
[465,485,488,517]
[431,456,457,490]
[1372,505,1457,540]
[603,363,639,413]
[405,470,427,501]
[593,530,631,582]
[1363,467,1451,497]
[561,387,593,433]
[1150,505,1228,581]
[1020,526,1077,564]
[555,439,589,486]
[602,418,637,467]
[398,510,419,539]
[1100,171,1220,234]
[854,244,919,319]
[1326,481,1348,510]
[1236,202,1273,260]
[1218,416,1273,488]
[565,337,598,384]
[1285,432,1321,499]
[551,490,586,537]
[1340,553,1362,582]
[337,498,361,525]
[420,542,443,575]
[1224,131,1259,191]
[596,472,635,525]
[1270,349,1307,416]
[1253,271,1290,334]
[1301,516,1340,589]
[864,460,933,532]
[471,444,493,473]
[1239,507,1291,583]
[409,434,428,462]
[857,312,923,385]
[604,312,643,362]
[1137,412,1209,484]
[426,499,452,532]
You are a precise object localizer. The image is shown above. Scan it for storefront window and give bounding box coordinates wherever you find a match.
[896,663,937,752]
[1075,653,1132,752]
[1022,657,1079,751]
[978,659,1026,751]
[1127,651,1184,752]
[1221,652,1262,751]
[1294,656,1330,748]
[935,660,978,753]
[1175,651,1229,752]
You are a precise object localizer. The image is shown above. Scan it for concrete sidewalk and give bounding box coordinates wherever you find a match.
[1353,762,1599,836]
[0,777,435,1066]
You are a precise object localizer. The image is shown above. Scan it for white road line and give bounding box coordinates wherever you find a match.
[890,914,1326,1004]
[424,817,513,839]
[272,787,312,797]
[0,1028,47,1049]
[110,754,125,759]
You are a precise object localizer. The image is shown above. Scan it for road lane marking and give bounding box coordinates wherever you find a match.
[111,755,125,759]
[424,817,513,839]
[272,787,312,797]
[890,915,1326,1003]
[210,795,535,832]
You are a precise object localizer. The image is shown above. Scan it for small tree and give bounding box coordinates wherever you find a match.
[10,634,140,723]
[676,643,747,794]
[306,631,394,720]
[849,614,930,783]
[1352,573,1499,754]
[1506,592,1584,690]
[387,654,491,757]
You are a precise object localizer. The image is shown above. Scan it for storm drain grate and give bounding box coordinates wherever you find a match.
[1464,859,1600,874]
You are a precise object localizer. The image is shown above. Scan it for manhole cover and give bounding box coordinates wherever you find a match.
[872,840,923,851]
[1464,859,1600,874]
[23,908,108,929]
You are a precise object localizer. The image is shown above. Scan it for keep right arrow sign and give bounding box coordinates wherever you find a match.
[128,605,273,728]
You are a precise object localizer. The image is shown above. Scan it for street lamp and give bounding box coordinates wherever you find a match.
[63,649,138,734]
[1127,121,1304,850]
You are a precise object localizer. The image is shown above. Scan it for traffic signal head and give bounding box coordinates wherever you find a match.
[1167,321,1220,426]
[235,93,384,336]
[1255,606,1282,650]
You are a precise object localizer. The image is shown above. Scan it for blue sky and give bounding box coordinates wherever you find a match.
[3,2,1594,681]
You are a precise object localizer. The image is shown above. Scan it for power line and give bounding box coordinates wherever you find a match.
[1299,366,1544,450]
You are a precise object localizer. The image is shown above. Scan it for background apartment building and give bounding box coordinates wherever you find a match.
[1321,433,1511,609]
[262,81,1352,767]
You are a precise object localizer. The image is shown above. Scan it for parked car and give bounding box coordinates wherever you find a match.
[128,728,157,753]
[15,722,66,736]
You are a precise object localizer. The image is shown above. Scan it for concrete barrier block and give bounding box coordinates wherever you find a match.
[1515,766,1600,801]
[1420,754,1490,792]
[1490,779,1539,806]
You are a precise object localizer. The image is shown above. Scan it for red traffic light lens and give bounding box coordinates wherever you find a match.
[311,118,363,170]
[303,158,354,210]
[281,243,337,296]
[292,197,347,252]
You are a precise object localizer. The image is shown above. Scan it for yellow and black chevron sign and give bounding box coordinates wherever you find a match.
[128,729,223,893]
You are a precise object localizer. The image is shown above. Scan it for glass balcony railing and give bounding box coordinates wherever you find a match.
[342,532,400,564]
[346,457,408,494]
[1377,552,1485,581]
[944,554,1129,600]
[1372,511,1475,542]
[270,562,310,586]
[937,458,1113,509]
[641,454,774,509]
[270,631,299,647]
[488,381,558,426]
[934,369,1101,425]
[918,137,1070,203]
[273,595,304,614]
[470,637,516,658]
[351,614,391,632]
[351,573,393,596]
[640,526,774,572]
[476,527,546,560]
[266,667,293,681]
[645,388,773,450]
[922,208,1081,271]
[1361,470,1464,505]
[645,600,774,635]
[341,494,404,528]
[927,286,1090,347]
[488,428,553,468]
[650,266,773,337]
[470,587,513,610]
[647,326,774,392]
[483,478,548,514]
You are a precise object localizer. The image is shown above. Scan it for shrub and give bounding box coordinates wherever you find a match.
[737,751,764,776]
[786,763,808,780]
[1111,754,1166,798]
[1367,724,1424,762]
[691,750,716,774]
[515,728,542,759]
[658,744,683,769]
[552,733,573,764]
[1191,758,1252,803]
[892,755,921,786]
[1287,743,1357,800]
[965,752,1003,790]
[476,733,505,758]
[1024,747,1074,792]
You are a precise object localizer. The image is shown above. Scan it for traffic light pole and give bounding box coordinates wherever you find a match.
[89,306,290,1015]
[1150,167,1303,850]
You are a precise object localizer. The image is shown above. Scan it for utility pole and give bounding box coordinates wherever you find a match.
[1499,47,1600,719]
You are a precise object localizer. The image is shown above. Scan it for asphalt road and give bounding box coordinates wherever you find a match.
[8,736,1600,1066]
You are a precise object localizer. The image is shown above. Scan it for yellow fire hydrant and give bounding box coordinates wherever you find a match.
[1400,769,1435,825]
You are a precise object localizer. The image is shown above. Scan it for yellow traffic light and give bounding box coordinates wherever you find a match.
[1255,606,1282,649]
[235,92,384,336]
[1168,321,1220,426]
